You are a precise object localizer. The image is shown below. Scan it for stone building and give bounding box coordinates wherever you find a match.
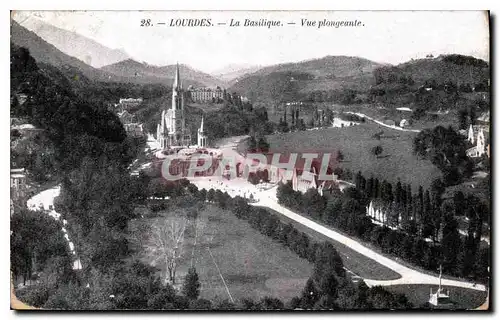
[156,64,192,148]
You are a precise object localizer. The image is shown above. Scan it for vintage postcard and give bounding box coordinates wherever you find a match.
[10,10,490,311]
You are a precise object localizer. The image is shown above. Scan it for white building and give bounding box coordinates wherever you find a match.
[117,110,135,124]
[119,98,143,111]
[197,116,208,148]
[291,166,338,196]
[366,200,400,230]
[188,86,224,102]
[467,124,488,158]
[331,117,360,128]
[124,123,144,138]
[11,168,27,201]
[366,200,389,226]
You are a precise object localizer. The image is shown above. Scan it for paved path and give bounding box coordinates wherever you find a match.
[187,141,485,292]
[345,112,421,133]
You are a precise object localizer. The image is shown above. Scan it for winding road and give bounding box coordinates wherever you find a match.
[345,111,421,133]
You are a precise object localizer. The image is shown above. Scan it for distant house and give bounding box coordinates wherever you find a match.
[292,166,338,196]
[188,86,224,102]
[11,168,27,201]
[244,153,338,196]
[12,93,28,106]
[366,200,400,230]
[331,117,360,128]
[467,124,489,158]
[119,98,143,110]
[118,110,135,124]
[366,200,389,226]
[124,123,145,138]
[396,107,412,112]
[10,122,43,138]
[477,111,490,124]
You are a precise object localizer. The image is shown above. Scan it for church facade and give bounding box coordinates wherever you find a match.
[156,64,192,149]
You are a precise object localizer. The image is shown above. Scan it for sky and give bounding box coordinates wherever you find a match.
[12,10,490,74]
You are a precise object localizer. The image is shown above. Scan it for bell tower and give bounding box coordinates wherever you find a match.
[197,116,207,147]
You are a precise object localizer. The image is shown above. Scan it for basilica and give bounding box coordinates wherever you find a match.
[156,63,207,149]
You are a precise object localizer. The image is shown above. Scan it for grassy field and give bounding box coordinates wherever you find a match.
[129,205,313,303]
[385,284,488,310]
[257,206,401,281]
[266,121,442,189]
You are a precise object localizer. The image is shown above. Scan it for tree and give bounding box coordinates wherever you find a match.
[11,208,70,285]
[189,298,212,310]
[371,145,383,157]
[296,118,306,131]
[148,216,187,284]
[257,296,284,310]
[453,191,466,217]
[303,188,326,220]
[336,150,344,162]
[246,136,257,152]
[457,108,469,130]
[257,136,270,153]
[182,267,200,300]
[440,202,462,274]
[373,178,380,199]
[300,278,320,309]
[206,189,215,202]
[430,178,445,207]
[395,180,403,204]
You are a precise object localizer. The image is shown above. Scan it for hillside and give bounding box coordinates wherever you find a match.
[101,59,226,88]
[14,15,130,68]
[229,56,381,105]
[250,56,381,79]
[373,55,489,88]
[10,20,132,84]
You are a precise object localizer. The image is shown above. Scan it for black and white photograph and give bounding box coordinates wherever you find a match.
[9,9,491,311]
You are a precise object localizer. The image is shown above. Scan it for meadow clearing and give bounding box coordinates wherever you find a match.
[129,204,313,303]
[266,121,442,189]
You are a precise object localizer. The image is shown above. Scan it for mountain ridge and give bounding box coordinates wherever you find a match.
[100,59,226,88]
[14,15,130,68]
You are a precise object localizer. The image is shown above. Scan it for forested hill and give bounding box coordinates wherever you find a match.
[229,54,489,111]
[229,56,381,105]
[101,59,226,88]
[373,55,489,88]
[11,42,139,171]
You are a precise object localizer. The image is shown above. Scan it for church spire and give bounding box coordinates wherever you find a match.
[200,115,204,133]
[173,62,181,89]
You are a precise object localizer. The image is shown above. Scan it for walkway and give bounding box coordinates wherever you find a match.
[345,112,421,133]
[27,186,82,270]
